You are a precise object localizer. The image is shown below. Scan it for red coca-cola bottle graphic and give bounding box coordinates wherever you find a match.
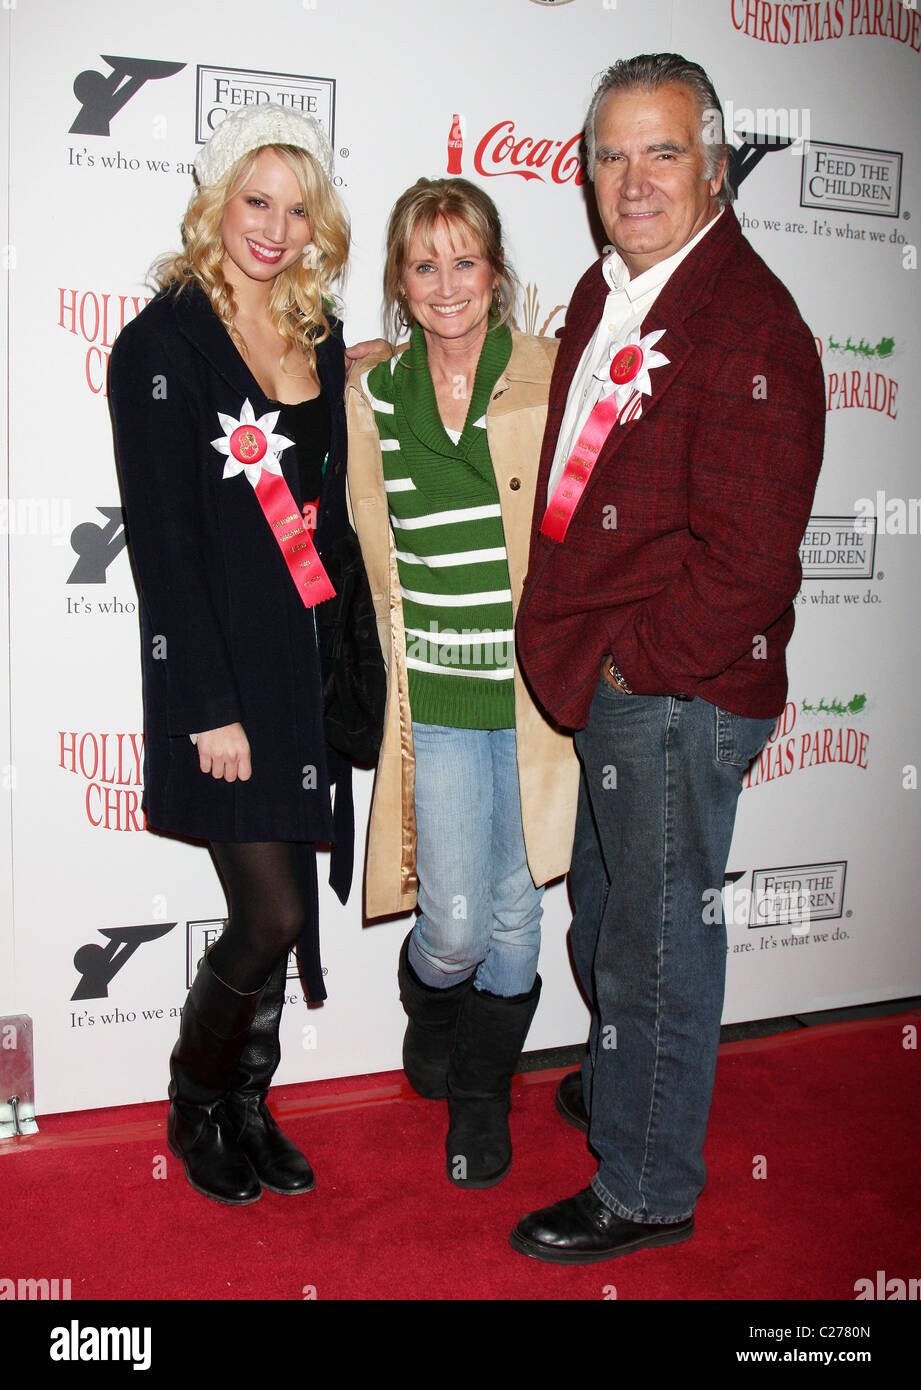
[447,114,463,175]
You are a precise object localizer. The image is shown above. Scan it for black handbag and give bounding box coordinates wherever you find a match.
[315,528,386,764]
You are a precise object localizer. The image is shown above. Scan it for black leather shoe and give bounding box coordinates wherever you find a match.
[510,1187,694,1264]
[555,1071,589,1133]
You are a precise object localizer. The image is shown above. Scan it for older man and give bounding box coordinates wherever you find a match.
[511,54,825,1263]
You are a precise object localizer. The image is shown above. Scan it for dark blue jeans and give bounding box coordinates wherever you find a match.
[570,676,775,1223]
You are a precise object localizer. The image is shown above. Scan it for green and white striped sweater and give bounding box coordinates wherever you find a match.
[365,321,515,730]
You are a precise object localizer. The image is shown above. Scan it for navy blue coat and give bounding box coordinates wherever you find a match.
[109,282,351,852]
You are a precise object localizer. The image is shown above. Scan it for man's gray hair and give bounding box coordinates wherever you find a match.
[584,53,735,206]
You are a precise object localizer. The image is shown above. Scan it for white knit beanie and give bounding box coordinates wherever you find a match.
[194,102,334,186]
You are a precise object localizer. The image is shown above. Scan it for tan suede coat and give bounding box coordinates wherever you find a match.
[346,330,580,919]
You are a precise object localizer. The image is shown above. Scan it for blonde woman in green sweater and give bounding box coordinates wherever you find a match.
[347,179,578,1188]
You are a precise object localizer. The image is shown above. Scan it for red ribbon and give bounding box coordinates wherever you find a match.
[254,472,335,607]
[540,392,636,543]
[229,425,335,607]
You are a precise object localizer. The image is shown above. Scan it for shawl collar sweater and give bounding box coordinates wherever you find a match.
[366,321,516,729]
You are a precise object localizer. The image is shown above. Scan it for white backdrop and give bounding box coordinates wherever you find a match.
[2,0,919,1114]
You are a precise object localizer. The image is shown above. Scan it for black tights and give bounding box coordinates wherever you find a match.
[206,841,319,994]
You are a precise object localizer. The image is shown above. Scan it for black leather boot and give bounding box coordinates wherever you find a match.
[167,957,265,1205]
[223,955,315,1195]
[446,975,541,1189]
[398,931,474,1099]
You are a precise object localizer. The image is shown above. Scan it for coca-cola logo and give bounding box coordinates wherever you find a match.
[473,120,585,185]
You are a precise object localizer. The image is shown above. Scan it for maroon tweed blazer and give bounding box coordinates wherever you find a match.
[516,207,825,729]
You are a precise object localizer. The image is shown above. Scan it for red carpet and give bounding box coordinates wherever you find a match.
[2,1012,918,1303]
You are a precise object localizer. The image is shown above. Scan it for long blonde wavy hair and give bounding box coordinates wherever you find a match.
[153,144,350,373]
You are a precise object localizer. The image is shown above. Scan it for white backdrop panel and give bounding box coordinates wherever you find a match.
[3,0,919,1113]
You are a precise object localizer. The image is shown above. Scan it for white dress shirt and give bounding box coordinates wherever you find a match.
[546,211,723,502]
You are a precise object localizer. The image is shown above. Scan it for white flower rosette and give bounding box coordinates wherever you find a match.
[593,327,670,425]
[211,398,293,486]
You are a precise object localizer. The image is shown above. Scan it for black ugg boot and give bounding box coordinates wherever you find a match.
[446,975,541,1189]
[167,957,265,1206]
[398,931,474,1099]
[223,955,315,1195]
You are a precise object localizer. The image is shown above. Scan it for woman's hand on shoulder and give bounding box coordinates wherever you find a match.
[345,338,391,382]
[194,723,252,782]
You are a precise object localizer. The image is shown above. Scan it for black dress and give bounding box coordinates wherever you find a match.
[275,392,330,531]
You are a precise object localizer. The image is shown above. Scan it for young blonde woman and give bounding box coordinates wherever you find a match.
[347,179,579,1188]
[109,105,351,1205]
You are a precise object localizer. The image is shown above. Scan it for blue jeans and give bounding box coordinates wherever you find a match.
[570,677,775,1223]
[408,723,543,998]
